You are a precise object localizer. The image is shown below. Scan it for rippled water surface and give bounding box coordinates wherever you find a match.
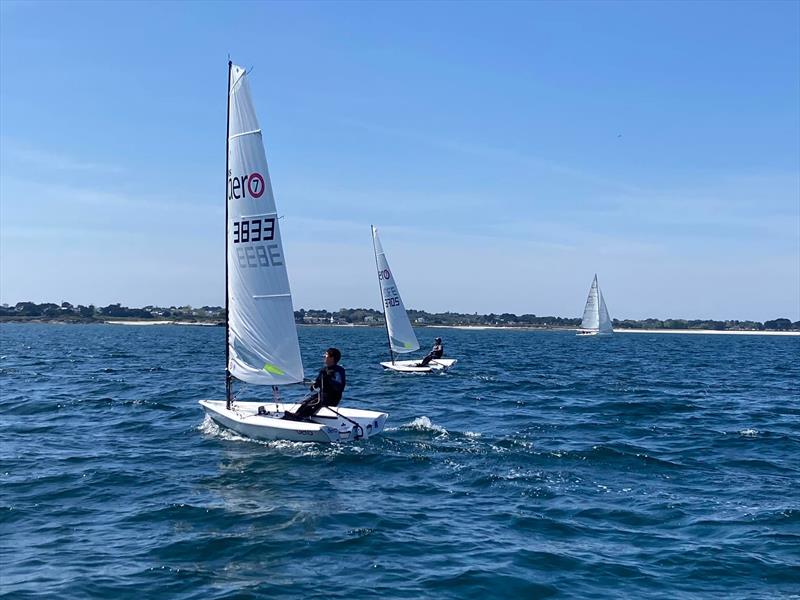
[1,324,799,599]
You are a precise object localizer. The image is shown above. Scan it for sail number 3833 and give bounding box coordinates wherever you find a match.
[233,218,275,244]
[232,217,282,268]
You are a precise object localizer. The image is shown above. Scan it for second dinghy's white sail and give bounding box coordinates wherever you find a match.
[200,62,387,442]
[371,226,456,373]
[577,274,613,336]
[371,225,419,356]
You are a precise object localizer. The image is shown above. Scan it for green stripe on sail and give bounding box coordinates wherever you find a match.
[263,363,285,375]
[390,336,417,351]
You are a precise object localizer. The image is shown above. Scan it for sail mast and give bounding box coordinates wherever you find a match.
[372,226,395,364]
[225,60,232,409]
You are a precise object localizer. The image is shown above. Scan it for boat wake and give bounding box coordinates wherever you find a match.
[388,416,482,441]
[197,415,366,455]
[396,415,449,435]
[198,414,251,442]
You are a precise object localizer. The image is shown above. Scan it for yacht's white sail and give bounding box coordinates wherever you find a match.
[226,64,304,384]
[579,274,613,335]
[597,285,613,334]
[371,226,420,355]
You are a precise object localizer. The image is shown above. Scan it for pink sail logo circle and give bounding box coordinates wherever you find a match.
[248,173,265,198]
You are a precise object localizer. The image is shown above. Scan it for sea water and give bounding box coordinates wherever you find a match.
[1,324,798,599]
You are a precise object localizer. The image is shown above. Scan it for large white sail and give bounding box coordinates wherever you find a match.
[597,284,613,333]
[372,226,420,354]
[226,64,304,385]
[580,275,600,330]
[580,274,613,333]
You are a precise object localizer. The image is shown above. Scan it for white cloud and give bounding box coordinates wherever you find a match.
[1,138,125,173]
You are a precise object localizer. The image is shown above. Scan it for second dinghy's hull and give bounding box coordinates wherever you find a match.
[380,358,458,373]
[199,400,388,443]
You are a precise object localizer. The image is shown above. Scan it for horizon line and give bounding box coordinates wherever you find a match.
[2,300,798,326]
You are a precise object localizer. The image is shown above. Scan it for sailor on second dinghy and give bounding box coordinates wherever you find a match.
[283,348,345,421]
[417,337,444,367]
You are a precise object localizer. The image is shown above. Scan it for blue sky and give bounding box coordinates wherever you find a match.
[1,0,798,321]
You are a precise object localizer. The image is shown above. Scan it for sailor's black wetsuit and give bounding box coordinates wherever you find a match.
[419,343,444,367]
[290,364,346,420]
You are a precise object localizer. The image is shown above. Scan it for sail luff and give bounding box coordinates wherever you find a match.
[225,60,233,407]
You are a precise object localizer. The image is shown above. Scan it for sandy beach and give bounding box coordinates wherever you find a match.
[615,328,799,337]
[432,325,799,336]
[105,320,219,327]
[100,321,799,335]
[433,325,517,331]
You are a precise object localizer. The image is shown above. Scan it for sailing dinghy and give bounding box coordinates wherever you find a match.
[576,274,613,336]
[371,226,457,373]
[199,63,387,443]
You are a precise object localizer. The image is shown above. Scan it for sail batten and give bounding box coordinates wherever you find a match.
[372,226,420,355]
[229,129,262,140]
[226,64,304,385]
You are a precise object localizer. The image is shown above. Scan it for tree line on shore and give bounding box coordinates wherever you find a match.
[0,302,222,321]
[2,302,798,331]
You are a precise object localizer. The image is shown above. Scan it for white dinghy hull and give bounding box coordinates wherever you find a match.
[200,400,388,443]
[380,358,458,373]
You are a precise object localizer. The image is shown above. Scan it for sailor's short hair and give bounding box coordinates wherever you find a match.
[326,347,342,363]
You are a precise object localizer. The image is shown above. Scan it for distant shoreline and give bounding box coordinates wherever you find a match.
[105,320,219,327]
[2,318,798,336]
[4,303,797,333]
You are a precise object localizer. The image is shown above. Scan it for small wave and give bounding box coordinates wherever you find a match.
[402,416,448,435]
[739,428,758,437]
[495,468,543,481]
[537,444,682,469]
[196,415,363,456]
[118,398,175,411]
[198,415,272,446]
[347,527,375,538]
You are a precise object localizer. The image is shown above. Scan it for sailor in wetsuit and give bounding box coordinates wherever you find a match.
[418,337,444,367]
[283,347,346,421]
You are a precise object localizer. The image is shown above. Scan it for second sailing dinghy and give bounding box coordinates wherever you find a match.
[577,274,614,336]
[371,226,457,373]
[200,63,387,443]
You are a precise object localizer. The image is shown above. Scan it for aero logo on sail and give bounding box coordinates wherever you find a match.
[228,172,265,200]
[378,269,391,281]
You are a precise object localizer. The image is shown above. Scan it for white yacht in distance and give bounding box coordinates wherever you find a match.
[577,274,613,336]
